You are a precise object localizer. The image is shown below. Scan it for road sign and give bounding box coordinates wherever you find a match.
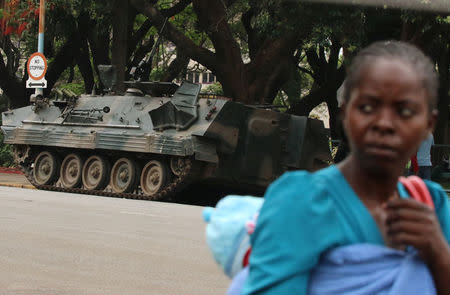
[27,52,47,80]
[26,78,47,89]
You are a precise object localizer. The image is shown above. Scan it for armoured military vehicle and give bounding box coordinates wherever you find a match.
[1,66,331,201]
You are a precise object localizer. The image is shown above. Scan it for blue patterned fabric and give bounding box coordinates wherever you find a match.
[228,243,437,295]
[308,244,436,295]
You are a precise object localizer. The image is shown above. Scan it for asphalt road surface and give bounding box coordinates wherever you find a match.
[0,186,230,295]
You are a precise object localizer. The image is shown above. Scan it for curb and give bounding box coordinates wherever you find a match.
[0,167,23,175]
[0,182,35,189]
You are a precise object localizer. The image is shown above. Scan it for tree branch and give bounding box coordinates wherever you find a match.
[130,0,217,71]
[77,38,95,94]
[305,48,321,80]
[45,32,81,95]
[287,86,327,116]
[319,46,326,66]
[161,49,189,82]
[242,4,259,59]
[161,0,192,17]
[328,39,342,72]
[130,19,153,52]
[298,66,314,77]
[192,0,243,69]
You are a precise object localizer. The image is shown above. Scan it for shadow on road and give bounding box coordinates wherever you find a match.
[173,180,265,207]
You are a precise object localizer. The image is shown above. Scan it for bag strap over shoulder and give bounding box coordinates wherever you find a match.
[398,176,434,209]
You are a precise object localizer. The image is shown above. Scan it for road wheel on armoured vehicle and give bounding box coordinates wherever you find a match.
[60,153,84,188]
[33,151,60,186]
[110,157,138,193]
[170,156,186,177]
[82,155,110,190]
[140,160,169,196]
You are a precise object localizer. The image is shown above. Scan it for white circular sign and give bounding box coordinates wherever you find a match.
[27,53,47,80]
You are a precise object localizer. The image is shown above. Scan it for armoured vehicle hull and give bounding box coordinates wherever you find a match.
[1,82,331,201]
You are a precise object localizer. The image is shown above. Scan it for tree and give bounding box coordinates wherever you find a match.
[0,0,195,104]
[130,0,314,104]
[129,0,371,137]
[0,0,105,107]
[1,1,448,142]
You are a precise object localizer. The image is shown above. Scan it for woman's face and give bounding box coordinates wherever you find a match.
[342,58,436,174]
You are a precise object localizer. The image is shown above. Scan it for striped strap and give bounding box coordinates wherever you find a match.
[398,176,434,209]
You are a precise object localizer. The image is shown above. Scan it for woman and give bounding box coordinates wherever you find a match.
[243,41,450,294]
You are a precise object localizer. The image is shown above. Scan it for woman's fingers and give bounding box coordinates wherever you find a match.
[386,206,435,225]
[385,198,448,264]
[387,198,432,212]
[388,231,424,248]
[387,220,428,236]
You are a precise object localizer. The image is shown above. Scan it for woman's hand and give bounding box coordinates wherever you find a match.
[386,198,449,265]
[386,198,450,294]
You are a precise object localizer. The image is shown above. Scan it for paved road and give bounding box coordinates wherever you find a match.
[0,171,262,207]
[0,186,229,295]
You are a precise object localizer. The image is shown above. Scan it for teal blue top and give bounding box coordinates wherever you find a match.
[242,165,450,294]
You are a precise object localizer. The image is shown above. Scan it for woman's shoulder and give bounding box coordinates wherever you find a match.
[424,180,450,241]
[423,180,449,209]
[263,166,337,206]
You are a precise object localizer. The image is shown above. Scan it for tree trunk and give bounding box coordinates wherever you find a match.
[161,49,189,82]
[0,39,29,108]
[87,21,111,92]
[44,32,81,96]
[130,0,305,105]
[0,59,28,108]
[67,66,75,83]
[288,86,328,117]
[111,0,129,93]
[246,38,297,104]
[77,38,95,94]
[76,12,95,94]
[192,0,249,102]
[326,89,340,139]
[288,43,345,137]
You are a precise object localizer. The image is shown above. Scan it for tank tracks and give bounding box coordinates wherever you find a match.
[18,154,198,202]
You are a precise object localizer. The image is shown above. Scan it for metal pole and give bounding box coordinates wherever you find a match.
[35,0,45,96]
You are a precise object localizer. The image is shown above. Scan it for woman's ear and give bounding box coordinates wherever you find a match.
[339,101,347,121]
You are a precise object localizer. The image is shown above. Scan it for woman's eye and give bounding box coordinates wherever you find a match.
[399,108,413,117]
[359,104,374,113]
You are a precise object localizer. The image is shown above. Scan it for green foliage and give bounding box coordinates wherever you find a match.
[53,66,85,95]
[168,3,208,46]
[200,83,224,96]
[272,92,288,112]
[0,133,14,168]
[57,83,85,96]
[0,94,13,166]
[0,94,10,113]
[149,67,166,81]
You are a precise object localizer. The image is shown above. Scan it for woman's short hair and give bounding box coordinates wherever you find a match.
[343,41,438,110]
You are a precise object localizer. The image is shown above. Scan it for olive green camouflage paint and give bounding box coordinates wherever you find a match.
[1,82,331,190]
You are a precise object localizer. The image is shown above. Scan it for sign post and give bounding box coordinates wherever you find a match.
[26,52,48,89]
[32,0,46,94]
